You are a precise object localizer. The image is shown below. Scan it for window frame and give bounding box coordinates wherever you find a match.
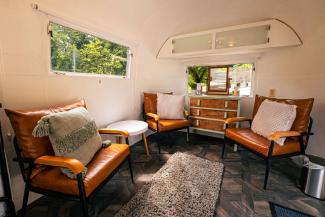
[47,20,132,79]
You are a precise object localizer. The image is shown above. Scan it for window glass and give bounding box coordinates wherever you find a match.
[228,64,254,96]
[50,22,129,76]
[188,63,254,96]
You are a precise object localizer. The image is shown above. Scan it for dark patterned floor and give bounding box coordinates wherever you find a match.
[21,132,325,217]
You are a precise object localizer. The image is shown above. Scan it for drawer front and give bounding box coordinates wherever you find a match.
[190,108,237,120]
[191,118,225,132]
[190,98,202,107]
[190,98,238,110]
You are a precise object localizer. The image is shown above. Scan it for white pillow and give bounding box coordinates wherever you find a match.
[157,93,185,119]
[251,99,297,146]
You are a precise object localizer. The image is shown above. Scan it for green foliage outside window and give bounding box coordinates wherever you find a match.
[188,66,209,92]
[50,22,129,76]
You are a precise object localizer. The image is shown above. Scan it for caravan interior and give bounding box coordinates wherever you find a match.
[0,1,325,217]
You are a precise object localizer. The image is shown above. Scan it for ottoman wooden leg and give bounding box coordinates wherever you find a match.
[142,133,150,156]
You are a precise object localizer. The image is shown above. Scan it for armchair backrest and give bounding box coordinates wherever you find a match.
[5,99,87,160]
[144,93,158,114]
[143,92,173,115]
[252,95,314,133]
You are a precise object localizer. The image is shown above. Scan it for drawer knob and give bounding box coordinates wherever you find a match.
[197,99,201,106]
[196,120,200,126]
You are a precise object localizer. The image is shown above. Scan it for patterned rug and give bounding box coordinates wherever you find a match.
[114,152,224,217]
[269,202,315,217]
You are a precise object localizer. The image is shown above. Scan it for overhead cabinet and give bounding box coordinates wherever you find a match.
[158,19,302,59]
[173,33,213,53]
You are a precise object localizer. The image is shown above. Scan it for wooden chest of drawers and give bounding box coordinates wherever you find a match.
[189,95,241,134]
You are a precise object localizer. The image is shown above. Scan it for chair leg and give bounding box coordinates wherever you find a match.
[21,183,30,217]
[127,156,134,183]
[186,127,190,143]
[157,139,161,154]
[221,137,227,159]
[264,142,274,190]
[8,200,16,217]
[77,174,88,217]
[264,158,272,190]
[167,133,173,148]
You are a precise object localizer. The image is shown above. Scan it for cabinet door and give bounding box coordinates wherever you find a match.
[173,33,213,54]
[215,25,269,49]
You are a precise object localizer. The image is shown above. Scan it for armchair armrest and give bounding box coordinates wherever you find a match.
[225,117,251,124]
[268,131,301,141]
[184,110,190,119]
[35,155,84,175]
[98,129,129,137]
[146,113,159,121]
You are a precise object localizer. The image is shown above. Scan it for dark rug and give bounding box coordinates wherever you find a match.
[114,152,224,217]
[269,202,315,217]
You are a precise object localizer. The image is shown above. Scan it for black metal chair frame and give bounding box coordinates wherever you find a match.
[13,137,134,217]
[222,117,313,190]
[0,118,16,217]
[149,123,190,154]
[143,108,190,153]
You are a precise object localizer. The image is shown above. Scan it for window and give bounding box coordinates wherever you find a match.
[50,22,130,77]
[228,64,254,96]
[188,63,254,96]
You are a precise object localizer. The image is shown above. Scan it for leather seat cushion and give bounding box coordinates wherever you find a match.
[5,99,86,159]
[225,128,301,157]
[31,144,129,197]
[147,119,190,132]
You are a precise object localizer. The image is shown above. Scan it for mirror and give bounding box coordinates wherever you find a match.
[207,66,229,94]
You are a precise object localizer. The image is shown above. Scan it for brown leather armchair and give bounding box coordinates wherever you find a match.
[143,93,190,153]
[5,100,133,217]
[223,95,314,189]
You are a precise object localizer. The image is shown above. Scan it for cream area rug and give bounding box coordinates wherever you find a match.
[114,152,224,217]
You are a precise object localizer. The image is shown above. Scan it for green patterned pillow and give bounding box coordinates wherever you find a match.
[33,107,102,178]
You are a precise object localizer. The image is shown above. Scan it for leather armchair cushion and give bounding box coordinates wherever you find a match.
[5,100,86,160]
[225,128,301,157]
[31,144,129,197]
[252,95,314,133]
[147,119,190,132]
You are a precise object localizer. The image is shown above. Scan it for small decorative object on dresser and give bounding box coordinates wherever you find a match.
[189,95,241,135]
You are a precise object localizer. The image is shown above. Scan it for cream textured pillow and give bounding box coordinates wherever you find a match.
[157,93,185,119]
[33,107,102,178]
[251,99,297,146]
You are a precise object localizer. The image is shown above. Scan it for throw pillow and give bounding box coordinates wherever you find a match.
[32,107,102,178]
[157,93,185,119]
[251,99,297,145]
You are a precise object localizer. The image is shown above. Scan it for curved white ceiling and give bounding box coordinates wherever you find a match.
[40,0,325,55]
